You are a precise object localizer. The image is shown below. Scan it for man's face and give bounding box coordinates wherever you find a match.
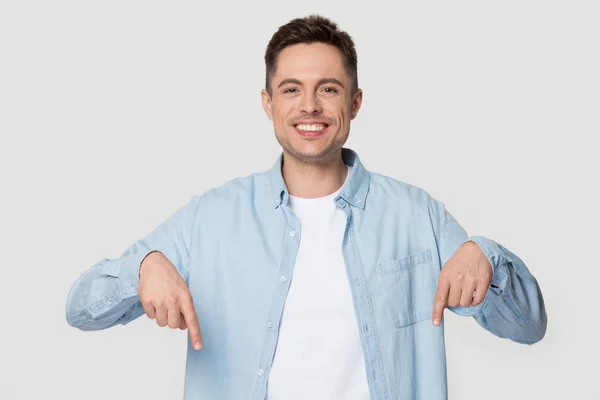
[261,43,363,164]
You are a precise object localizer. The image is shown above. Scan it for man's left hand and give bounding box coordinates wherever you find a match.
[431,241,493,326]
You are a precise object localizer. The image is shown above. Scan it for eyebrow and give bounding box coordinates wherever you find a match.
[277,77,345,89]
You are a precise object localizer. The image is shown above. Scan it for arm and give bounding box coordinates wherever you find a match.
[428,197,548,345]
[65,195,201,331]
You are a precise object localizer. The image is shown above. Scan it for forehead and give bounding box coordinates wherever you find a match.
[274,43,347,82]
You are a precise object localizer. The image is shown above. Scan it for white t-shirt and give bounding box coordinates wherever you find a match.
[266,168,370,399]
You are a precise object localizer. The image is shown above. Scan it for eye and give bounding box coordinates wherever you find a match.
[322,87,338,94]
[283,88,298,94]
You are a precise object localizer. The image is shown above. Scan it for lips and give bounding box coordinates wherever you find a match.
[293,124,330,138]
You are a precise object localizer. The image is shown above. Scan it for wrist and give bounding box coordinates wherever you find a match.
[139,250,164,278]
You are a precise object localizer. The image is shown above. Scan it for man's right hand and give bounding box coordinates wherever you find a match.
[138,251,203,350]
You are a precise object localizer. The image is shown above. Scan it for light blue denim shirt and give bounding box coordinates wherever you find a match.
[66,148,547,399]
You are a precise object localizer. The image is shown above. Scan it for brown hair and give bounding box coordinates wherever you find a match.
[264,14,358,96]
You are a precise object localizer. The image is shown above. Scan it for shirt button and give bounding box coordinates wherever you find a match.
[257,369,264,377]
[280,276,287,283]
[266,321,273,328]
[289,230,296,237]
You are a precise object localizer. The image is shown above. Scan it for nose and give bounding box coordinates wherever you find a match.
[300,91,323,114]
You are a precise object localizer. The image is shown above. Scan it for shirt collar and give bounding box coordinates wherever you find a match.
[270,147,371,210]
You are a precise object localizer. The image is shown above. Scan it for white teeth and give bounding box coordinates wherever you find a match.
[296,124,327,132]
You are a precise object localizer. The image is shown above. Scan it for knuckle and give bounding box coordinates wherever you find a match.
[142,298,154,307]
[179,291,192,303]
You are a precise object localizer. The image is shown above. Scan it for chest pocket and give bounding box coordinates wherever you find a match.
[377,249,437,328]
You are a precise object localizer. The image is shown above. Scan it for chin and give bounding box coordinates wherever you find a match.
[287,144,340,163]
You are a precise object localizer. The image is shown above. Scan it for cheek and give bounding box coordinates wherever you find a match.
[326,99,351,122]
[335,108,350,126]
[272,102,293,123]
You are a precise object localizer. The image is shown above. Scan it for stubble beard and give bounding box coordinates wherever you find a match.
[275,125,348,166]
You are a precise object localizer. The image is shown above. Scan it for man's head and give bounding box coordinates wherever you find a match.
[261,15,363,165]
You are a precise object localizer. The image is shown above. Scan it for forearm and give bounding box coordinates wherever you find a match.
[65,245,150,331]
[468,236,548,344]
[65,196,200,331]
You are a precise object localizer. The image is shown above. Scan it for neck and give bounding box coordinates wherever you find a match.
[282,150,348,199]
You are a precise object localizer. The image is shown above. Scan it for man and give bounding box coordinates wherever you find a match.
[66,14,547,400]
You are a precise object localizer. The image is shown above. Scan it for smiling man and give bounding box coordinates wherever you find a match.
[66,14,547,400]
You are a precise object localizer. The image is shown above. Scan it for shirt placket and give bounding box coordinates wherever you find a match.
[252,205,302,400]
[337,199,389,400]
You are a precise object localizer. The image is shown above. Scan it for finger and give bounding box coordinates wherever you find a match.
[181,295,203,350]
[432,276,450,326]
[142,299,156,319]
[155,305,167,327]
[471,281,488,306]
[447,282,462,308]
[179,315,187,330]
[167,303,181,329]
[460,281,477,307]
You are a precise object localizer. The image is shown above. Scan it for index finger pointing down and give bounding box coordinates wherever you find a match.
[181,298,203,350]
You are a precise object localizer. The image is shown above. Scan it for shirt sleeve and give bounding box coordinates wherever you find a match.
[428,196,548,345]
[65,195,202,331]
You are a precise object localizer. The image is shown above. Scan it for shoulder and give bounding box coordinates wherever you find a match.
[366,171,445,225]
[192,170,271,210]
[368,171,435,206]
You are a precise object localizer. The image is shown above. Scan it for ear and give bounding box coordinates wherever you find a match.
[350,88,363,120]
[261,89,273,121]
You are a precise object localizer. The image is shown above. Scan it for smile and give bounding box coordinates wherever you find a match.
[294,123,328,132]
[293,123,330,137]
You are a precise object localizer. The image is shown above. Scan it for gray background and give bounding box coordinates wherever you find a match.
[1,0,598,398]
